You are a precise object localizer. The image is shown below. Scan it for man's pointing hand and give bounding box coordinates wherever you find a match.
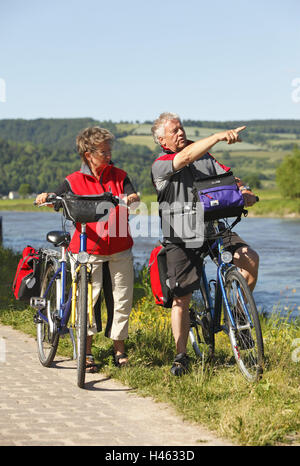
[217,125,247,144]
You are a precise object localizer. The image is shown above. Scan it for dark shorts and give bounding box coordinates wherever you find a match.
[165,230,249,298]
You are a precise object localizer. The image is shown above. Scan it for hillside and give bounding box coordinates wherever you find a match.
[0,118,299,196]
[0,118,122,150]
[117,121,300,188]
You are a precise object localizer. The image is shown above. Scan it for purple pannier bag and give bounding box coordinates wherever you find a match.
[192,171,246,221]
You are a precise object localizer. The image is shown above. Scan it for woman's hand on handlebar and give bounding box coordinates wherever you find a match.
[35,192,56,206]
[116,193,140,210]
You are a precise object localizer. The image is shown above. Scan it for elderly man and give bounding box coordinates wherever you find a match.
[151,112,259,376]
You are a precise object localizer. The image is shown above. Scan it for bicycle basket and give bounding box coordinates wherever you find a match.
[62,192,119,223]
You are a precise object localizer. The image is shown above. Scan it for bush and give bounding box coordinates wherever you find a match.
[276,146,300,199]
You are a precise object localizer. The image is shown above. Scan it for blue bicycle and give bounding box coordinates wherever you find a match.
[188,220,264,382]
[31,192,119,388]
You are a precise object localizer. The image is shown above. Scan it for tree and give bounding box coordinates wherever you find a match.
[222,150,231,162]
[276,146,300,198]
[19,183,32,198]
[242,173,262,189]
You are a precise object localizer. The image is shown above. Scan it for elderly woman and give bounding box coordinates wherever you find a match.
[36,127,139,371]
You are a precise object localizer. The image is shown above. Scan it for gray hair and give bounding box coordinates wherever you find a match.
[76,126,114,160]
[151,112,182,144]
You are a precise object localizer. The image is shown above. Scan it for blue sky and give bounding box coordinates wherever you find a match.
[0,0,299,122]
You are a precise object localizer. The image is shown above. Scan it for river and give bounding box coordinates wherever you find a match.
[1,211,299,317]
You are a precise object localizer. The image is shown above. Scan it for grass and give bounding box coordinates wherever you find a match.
[249,189,300,217]
[139,189,300,218]
[0,198,51,212]
[3,189,298,219]
[1,247,299,446]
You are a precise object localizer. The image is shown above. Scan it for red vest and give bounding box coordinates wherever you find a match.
[66,164,133,255]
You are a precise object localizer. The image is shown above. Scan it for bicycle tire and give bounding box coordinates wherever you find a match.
[76,265,88,389]
[189,280,215,361]
[36,262,60,367]
[224,268,264,382]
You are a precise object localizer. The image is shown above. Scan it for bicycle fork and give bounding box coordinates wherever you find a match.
[217,264,253,330]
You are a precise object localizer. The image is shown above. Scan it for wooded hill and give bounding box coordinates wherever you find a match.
[0,118,154,195]
[0,118,299,195]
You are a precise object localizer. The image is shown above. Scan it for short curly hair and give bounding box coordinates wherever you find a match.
[151,112,181,144]
[76,126,114,159]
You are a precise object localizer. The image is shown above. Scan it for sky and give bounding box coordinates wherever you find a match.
[0,0,300,122]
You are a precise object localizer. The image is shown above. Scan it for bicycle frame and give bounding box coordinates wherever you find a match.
[37,223,92,333]
[202,222,254,334]
[32,192,122,387]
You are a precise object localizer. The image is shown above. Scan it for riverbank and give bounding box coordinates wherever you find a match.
[1,246,299,446]
[1,189,300,218]
[142,190,300,218]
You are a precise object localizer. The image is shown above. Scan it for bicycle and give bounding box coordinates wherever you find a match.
[188,218,264,383]
[31,192,119,388]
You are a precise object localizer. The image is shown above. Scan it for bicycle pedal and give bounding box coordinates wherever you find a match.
[30,297,46,309]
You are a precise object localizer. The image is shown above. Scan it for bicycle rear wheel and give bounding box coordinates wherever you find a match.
[76,265,88,389]
[189,280,215,361]
[36,262,60,367]
[224,268,264,382]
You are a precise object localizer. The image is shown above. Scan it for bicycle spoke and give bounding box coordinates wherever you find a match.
[36,263,59,367]
[189,278,215,362]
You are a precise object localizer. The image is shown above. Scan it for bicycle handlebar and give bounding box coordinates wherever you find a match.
[34,192,128,211]
[46,194,63,211]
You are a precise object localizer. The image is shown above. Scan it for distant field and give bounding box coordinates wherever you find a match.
[230,150,286,159]
[115,123,139,132]
[118,124,263,152]
[120,134,157,150]
[117,124,300,154]
[267,139,300,146]
[116,123,297,190]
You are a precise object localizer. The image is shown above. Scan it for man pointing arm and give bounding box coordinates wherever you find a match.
[151,113,259,376]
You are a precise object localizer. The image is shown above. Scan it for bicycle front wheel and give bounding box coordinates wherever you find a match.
[224,268,264,382]
[36,262,60,367]
[76,265,88,389]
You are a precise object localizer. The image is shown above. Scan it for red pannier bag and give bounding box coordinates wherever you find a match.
[12,246,41,301]
[148,243,173,308]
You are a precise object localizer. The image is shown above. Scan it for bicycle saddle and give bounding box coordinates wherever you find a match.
[47,230,71,247]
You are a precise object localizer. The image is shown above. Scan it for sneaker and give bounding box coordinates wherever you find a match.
[170,353,190,376]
